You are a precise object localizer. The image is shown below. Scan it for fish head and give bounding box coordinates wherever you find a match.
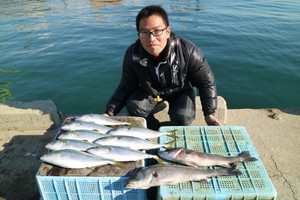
[76,114,92,121]
[61,124,71,130]
[46,140,69,151]
[61,122,81,131]
[124,168,153,189]
[94,136,116,145]
[58,131,78,140]
[158,148,184,160]
[40,150,64,163]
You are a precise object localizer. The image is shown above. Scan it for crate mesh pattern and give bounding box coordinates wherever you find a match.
[158,126,277,200]
[36,176,146,200]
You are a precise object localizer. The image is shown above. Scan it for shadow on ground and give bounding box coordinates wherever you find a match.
[0,129,58,200]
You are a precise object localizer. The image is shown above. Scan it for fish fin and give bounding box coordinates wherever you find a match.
[239,151,258,162]
[185,162,199,168]
[227,164,242,176]
[168,130,180,139]
[164,140,176,149]
[155,156,165,164]
[93,129,99,132]
[219,163,232,168]
[199,178,210,183]
[128,120,138,126]
[112,162,126,168]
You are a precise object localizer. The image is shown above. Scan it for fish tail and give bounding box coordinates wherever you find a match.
[164,139,176,149]
[128,120,138,126]
[168,129,180,139]
[154,156,165,164]
[223,164,242,176]
[239,151,258,162]
[112,161,126,168]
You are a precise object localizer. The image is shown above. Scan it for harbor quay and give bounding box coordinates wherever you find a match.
[0,98,299,200]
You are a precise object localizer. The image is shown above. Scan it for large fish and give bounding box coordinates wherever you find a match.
[45,139,98,151]
[94,136,175,150]
[61,121,112,133]
[125,164,242,189]
[75,114,135,126]
[58,130,108,143]
[107,127,178,139]
[158,148,258,168]
[87,145,164,164]
[40,149,123,169]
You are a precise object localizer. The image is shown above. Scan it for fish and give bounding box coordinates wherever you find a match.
[40,149,124,169]
[75,114,136,126]
[158,148,258,168]
[45,139,99,151]
[61,121,112,133]
[107,127,179,139]
[87,145,164,164]
[94,135,175,150]
[124,164,242,189]
[58,130,108,143]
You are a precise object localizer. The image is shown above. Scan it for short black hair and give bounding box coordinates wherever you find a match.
[136,5,169,32]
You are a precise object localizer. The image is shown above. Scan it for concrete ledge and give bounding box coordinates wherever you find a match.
[154,96,227,125]
[0,100,61,131]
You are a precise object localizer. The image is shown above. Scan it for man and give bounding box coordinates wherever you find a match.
[104,5,220,129]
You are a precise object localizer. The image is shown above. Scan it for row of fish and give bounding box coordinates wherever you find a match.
[40,114,259,189]
[125,148,258,189]
[61,123,178,140]
[56,132,175,150]
[42,139,165,167]
[41,114,174,168]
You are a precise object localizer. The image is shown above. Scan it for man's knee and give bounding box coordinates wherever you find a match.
[126,100,150,117]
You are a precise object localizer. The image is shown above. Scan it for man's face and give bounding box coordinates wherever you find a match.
[138,14,171,57]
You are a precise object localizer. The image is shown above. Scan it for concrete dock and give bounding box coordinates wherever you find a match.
[0,99,299,200]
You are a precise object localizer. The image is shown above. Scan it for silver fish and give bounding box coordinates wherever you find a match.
[75,114,134,126]
[158,148,258,168]
[61,121,112,133]
[107,127,179,139]
[40,149,123,169]
[87,145,164,164]
[58,130,108,142]
[125,164,242,189]
[94,136,175,150]
[45,139,99,151]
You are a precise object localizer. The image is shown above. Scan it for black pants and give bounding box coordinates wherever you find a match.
[126,87,196,129]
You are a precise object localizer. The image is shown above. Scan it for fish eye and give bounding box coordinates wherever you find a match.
[131,174,137,179]
[153,172,159,178]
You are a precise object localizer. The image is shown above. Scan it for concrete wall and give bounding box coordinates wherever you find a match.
[0,100,61,131]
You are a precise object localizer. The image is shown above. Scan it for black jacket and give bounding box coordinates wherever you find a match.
[106,33,217,116]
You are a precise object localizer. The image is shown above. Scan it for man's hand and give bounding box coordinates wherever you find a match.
[102,113,109,116]
[205,114,221,126]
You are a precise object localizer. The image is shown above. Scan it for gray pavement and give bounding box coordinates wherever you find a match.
[225,108,300,200]
[0,99,299,200]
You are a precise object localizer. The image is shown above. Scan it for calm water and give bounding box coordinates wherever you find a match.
[1,0,299,115]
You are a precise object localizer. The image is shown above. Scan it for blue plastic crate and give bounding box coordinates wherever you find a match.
[157,126,277,200]
[36,116,147,200]
[36,176,146,200]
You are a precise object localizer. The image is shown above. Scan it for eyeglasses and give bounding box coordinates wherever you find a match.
[138,27,168,38]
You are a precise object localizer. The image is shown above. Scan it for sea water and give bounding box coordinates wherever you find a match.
[1,0,299,114]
